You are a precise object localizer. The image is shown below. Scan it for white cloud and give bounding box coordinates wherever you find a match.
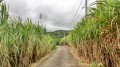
[4,0,96,31]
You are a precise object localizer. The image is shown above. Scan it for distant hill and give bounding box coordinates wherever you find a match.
[48,30,69,39]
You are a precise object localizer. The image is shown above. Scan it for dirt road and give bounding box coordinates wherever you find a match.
[37,46,80,67]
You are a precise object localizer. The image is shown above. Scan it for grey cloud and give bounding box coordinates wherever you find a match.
[4,0,96,31]
[7,0,30,18]
[32,4,74,28]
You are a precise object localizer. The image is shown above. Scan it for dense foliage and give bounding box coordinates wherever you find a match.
[66,0,120,67]
[0,2,56,67]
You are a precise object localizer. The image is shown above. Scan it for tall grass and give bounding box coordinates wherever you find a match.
[0,2,56,67]
[67,0,120,67]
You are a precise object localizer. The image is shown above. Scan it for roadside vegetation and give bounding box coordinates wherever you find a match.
[0,2,56,67]
[64,0,120,67]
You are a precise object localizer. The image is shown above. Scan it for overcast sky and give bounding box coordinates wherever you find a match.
[4,0,95,31]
